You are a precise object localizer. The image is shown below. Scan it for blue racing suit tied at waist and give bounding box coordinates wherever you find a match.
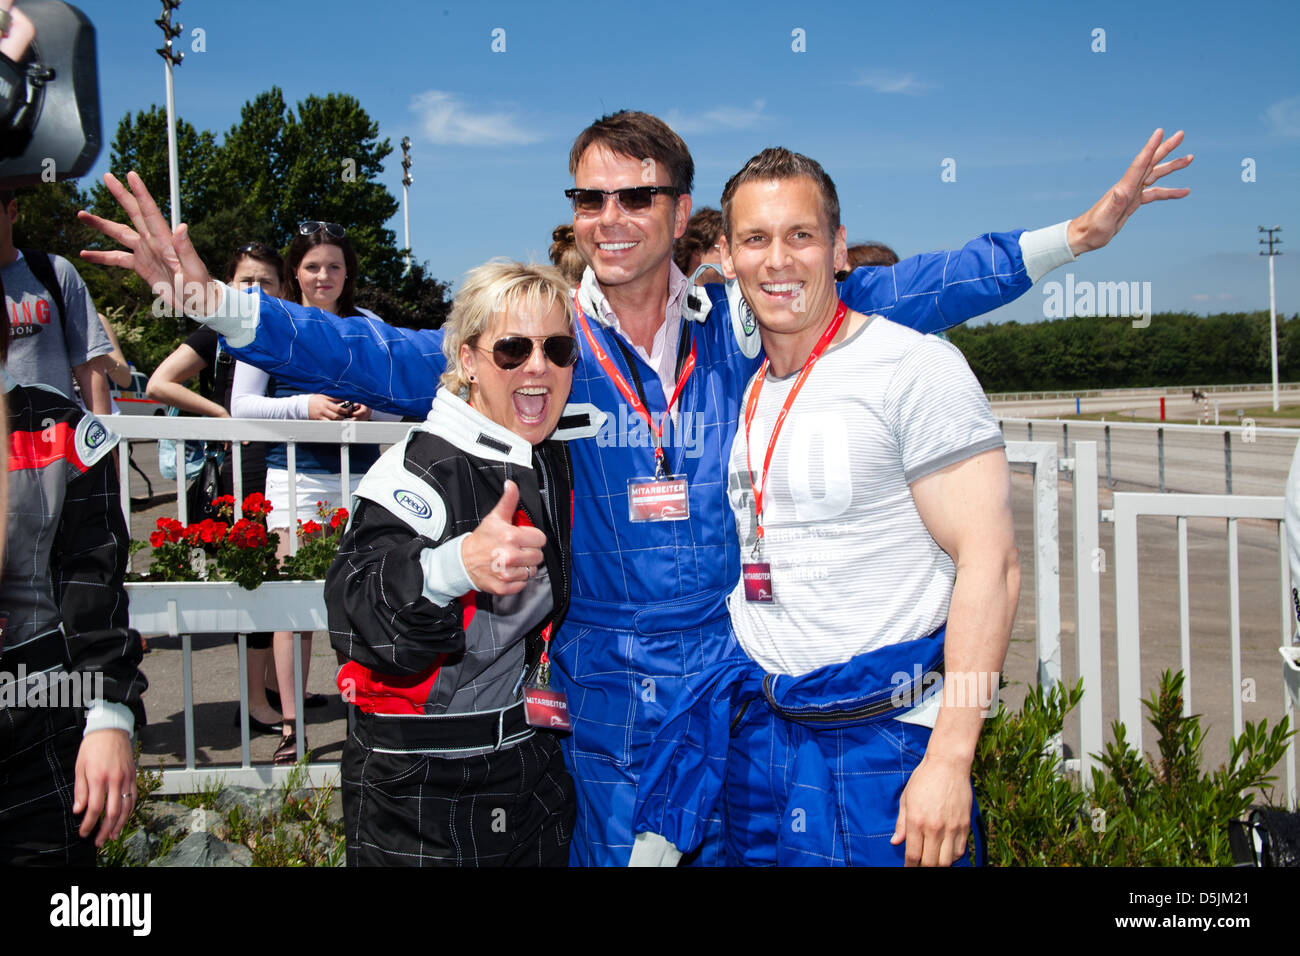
[633,628,946,855]
[564,587,731,636]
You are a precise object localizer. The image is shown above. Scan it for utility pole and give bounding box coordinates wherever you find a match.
[1260,226,1283,412]
[155,1,184,229]
[401,137,413,275]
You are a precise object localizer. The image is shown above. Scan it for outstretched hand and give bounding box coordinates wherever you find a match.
[77,171,224,320]
[1067,129,1192,255]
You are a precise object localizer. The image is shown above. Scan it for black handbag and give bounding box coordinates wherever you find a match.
[186,446,228,523]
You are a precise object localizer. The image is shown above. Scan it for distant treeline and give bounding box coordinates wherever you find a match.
[947,312,1300,393]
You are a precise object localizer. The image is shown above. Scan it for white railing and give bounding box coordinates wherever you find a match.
[115,416,410,793]
[1000,417,1299,497]
[1109,491,1297,807]
[988,382,1300,402]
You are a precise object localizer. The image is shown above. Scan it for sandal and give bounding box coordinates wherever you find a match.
[273,732,304,765]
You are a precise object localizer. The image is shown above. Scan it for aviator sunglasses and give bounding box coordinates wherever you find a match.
[478,335,580,371]
[297,220,347,238]
[564,186,680,216]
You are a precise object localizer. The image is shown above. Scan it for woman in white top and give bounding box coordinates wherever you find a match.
[231,222,398,763]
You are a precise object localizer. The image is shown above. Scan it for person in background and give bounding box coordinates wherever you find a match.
[548,224,586,287]
[96,313,132,395]
[836,241,900,280]
[674,207,725,284]
[147,241,286,734]
[1,188,113,414]
[0,288,147,864]
[231,223,398,764]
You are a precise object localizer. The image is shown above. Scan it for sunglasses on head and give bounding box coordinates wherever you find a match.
[478,335,579,370]
[298,220,347,238]
[564,186,679,217]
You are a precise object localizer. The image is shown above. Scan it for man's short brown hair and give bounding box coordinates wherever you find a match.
[568,110,695,194]
[720,147,840,241]
[674,207,723,276]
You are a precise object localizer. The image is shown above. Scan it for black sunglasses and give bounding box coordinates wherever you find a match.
[298,220,347,238]
[478,335,579,370]
[564,186,679,216]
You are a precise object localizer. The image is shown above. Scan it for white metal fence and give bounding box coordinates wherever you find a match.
[112,418,1299,805]
[1000,417,1300,497]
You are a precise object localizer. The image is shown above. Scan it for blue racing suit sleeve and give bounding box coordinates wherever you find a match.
[839,230,1030,335]
[224,290,447,418]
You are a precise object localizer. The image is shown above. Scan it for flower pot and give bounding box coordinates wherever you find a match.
[125,580,327,635]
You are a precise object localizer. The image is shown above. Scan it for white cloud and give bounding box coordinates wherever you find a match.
[410,90,541,146]
[664,100,768,136]
[851,71,933,95]
[1264,95,1300,137]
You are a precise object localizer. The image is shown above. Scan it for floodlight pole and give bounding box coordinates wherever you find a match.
[1260,226,1283,412]
[401,137,413,275]
[156,1,184,229]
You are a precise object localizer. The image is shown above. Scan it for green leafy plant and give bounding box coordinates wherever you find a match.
[279,501,349,581]
[973,670,1294,866]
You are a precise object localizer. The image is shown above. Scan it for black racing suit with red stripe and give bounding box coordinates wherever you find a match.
[1,375,147,864]
[326,389,583,866]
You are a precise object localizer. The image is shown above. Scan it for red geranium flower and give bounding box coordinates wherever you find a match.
[150,530,167,547]
[299,519,322,537]
[241,492,273,518]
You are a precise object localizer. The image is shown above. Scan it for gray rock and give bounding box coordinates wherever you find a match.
[227,843,253,867]
[148,830,248,867]
[182,807,229,841]
[215,785,278,822]
[120,828,152,866]
[144,802,188,838]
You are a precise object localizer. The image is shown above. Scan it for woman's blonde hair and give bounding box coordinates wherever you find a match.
[440,260,575,395]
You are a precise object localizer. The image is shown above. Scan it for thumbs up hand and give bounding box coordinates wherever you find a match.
[460,480,548,595]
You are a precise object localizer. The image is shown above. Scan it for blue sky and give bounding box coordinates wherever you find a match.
[67,0,1300,325]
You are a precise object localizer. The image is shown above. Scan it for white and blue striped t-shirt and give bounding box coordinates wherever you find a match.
[725,314,1004,677]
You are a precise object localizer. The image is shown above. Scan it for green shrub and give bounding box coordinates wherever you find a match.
[973,670,1293,866]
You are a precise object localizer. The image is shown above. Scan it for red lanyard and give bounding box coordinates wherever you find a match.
[575,292,697,476]
[743,301,849,552]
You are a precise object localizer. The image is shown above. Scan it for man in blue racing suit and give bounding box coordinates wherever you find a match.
[79,115,1190,865]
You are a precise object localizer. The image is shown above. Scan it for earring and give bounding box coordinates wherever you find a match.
[469,375,476,383]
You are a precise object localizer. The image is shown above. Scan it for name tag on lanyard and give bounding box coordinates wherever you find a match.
[627,474,690,522]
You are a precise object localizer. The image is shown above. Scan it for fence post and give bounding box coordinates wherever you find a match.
[1027,421,1033,442]
[1157,427,1165,493]
[1104,425,1114,488]
[1062,422,1069,458]
[1224,430,1233,494]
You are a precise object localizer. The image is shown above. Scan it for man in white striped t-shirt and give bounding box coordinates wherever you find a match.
[722,151,1019,868]
[717,148,1020,867]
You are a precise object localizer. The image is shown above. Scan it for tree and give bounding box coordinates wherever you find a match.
[89,107,221,227]
[355,261,452,331]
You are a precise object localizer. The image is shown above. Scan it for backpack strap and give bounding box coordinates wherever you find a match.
[18,248,67,335]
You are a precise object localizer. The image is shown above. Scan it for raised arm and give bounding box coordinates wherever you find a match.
[78,172,445,417]
[225,293,445,417]
[844,128,1191,335]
